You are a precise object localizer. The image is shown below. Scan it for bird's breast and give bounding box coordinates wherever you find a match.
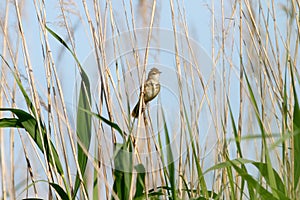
[144,82,160,102]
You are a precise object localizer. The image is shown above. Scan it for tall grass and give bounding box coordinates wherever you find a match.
[0,0,299,199]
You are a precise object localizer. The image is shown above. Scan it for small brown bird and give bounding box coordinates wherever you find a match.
[131,67,162,118]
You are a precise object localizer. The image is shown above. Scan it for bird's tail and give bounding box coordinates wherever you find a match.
[131,100,141,118]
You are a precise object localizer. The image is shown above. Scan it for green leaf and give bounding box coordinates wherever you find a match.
[0,55,36,116]
[134,164,146,199]
[112,139,133,200]
[290,62,300,189]
[183,106,208,198]
[0,118,23,128]
[50,182,70,200]
[227,97,243,157]
[179,174,191,199]
[76,107,126,138]
[46,26,92,198]
[244,71,279,198]
[204,158,253,173]
[0,108,63,175]
[161,110,178,200]
[227,97,251,198]
[232,163,276,200]
[252,162,287,197]
[73,80,92,196]
[205,158,289,199]
[133,191,164,200]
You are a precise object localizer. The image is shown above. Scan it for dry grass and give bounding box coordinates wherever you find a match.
[0,0,299,199]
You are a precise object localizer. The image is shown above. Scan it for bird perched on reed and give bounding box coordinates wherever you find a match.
[131,67,161,118]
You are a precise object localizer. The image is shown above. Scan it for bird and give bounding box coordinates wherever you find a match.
[131,67,162,118]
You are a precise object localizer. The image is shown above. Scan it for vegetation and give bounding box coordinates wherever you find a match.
[0,0,299,199]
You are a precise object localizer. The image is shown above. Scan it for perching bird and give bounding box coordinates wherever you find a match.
[131,67,161,118]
